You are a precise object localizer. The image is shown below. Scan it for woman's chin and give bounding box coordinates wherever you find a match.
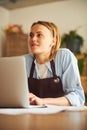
[31,50,40,55]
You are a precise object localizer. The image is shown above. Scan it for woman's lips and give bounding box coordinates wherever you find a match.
[31,43,39,47]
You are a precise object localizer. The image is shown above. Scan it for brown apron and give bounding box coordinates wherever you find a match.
[28,59,65,98]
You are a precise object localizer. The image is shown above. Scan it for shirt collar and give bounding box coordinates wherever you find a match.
[34,59,52,73]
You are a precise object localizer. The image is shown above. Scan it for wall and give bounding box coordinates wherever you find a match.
[0,0,87,55]
[0,7,9,56]
[0,7,9,28]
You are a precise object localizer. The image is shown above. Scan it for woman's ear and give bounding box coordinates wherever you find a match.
[50,37,56,48]
[52,37,56,46]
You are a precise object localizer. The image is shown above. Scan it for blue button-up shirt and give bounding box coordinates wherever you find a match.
[25,48,85,106]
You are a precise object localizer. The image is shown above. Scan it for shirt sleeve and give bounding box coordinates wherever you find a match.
[59,49,85,106]
[24,54,34,78]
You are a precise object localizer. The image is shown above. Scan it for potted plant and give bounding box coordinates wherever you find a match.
[61,30,84,54]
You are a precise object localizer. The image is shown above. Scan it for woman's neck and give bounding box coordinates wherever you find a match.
[35,53,50,64]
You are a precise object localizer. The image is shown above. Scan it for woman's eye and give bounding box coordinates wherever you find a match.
[29,33,34,38]
[37,33,43,37]
[29,33,43,38]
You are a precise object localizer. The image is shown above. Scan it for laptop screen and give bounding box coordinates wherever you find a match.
[0,56,29,108]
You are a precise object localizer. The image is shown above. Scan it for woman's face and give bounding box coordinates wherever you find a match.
[28,24,54,56]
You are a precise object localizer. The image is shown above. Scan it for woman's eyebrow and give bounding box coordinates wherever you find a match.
[30,31,43,34]
[36,31,43,34]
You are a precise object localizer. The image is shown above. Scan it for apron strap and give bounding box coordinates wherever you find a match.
[50,60,57,77]
[30,60,35,78]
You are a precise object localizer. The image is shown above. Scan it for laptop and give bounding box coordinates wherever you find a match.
[0,56,30,108]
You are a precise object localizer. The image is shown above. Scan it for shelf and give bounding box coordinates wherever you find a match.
[6,33,29,56]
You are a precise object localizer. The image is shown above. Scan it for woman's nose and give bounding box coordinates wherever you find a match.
[31,35,37,41]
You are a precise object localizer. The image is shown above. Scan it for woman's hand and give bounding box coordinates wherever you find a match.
[29,93,71,106]
[29,93,44,105]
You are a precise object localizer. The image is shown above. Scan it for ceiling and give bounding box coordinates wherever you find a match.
[0,0,65,10]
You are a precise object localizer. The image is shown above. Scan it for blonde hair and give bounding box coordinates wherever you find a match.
[31,21,61,61]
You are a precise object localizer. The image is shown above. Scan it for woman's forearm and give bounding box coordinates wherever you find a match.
[43,96,71,106]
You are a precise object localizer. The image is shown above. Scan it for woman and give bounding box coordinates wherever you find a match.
[25,21,85,106]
